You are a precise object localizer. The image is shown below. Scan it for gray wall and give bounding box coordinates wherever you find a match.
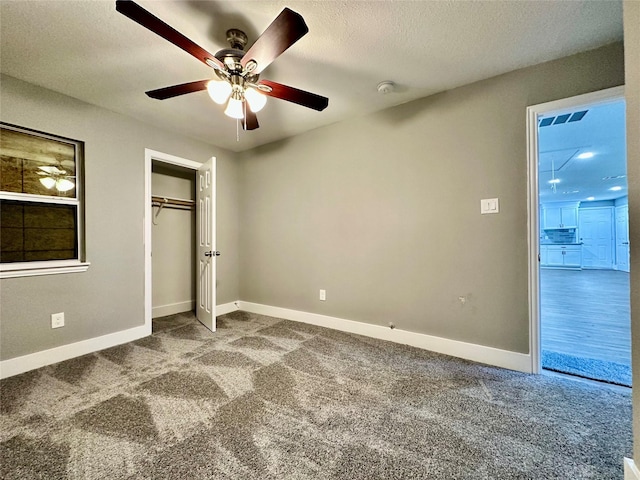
[623,0,640,464]
[0,74,240,360]
[237,43,624,354]
[151,164,195,315]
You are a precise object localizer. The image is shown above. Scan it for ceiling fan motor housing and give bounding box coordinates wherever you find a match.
[215,49,244,71]
[214,28,248,74]
[226,28,248,51]
[215,29,260,83]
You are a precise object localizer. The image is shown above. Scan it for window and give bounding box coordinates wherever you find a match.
[0,123,88,278]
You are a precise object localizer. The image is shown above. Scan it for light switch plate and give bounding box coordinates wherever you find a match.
[51,312,65,328]
[481,198,499,214]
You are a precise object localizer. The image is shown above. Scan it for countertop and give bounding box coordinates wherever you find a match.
[540,242,583,245]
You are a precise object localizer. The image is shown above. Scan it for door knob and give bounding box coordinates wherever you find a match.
[205,251,221,257]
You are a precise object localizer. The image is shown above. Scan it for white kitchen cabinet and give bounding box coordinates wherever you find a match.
[541,245,582,268]
[563,247,582,267]
[539,245,548,265]
[544,208,561,228]
[546,247,565,266]
[561,207,578,227]
[542,202,579,229]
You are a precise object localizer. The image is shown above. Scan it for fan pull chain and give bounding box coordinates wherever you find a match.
[236,118,240,142]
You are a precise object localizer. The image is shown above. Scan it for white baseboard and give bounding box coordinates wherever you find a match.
[238,302,532,373]
[1,301,240,380]
[0,323,150,380]
[0,299,532,380]
[626,458,640,480]
[216,301,240,317]
[152,300,195,318]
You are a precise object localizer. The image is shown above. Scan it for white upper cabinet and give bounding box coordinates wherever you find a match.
[542,202,579,229]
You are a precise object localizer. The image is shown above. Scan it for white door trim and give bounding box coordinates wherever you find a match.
[144,149,203,335]
[526,86,625,374]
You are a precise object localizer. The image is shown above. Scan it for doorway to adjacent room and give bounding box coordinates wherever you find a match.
[528,87,631,387]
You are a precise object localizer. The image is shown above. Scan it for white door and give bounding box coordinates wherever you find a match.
[579,208,614,269]
[196,157,217,331]
[616,205,630,272]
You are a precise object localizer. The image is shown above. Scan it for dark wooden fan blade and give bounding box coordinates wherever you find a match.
[243,108,259,130]
[146,80,209,100]
[258,80,328,111]
[240,8,308,74]
[115,0,224,70]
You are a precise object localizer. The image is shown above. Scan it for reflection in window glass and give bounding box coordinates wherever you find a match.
[0,128,76,198]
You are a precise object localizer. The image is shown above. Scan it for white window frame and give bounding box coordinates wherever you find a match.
[0,123,90,279]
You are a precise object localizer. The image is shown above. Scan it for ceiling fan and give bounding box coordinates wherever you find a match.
[37,166,75,192]
[115,0,329,131]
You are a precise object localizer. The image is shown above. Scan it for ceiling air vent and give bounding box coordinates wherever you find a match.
[553,114,571,125]
[539,110,588,127]
[568,110,588,122]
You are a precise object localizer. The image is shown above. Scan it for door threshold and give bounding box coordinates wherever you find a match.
[542,368,631,391]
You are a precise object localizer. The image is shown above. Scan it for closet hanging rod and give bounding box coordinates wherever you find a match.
[151,195,195,208]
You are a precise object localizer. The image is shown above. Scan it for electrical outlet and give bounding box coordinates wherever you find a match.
[319,289,326,301]
[51,312,65,329]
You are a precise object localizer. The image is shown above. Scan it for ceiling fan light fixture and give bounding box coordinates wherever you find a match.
[207,80,232,105]
[245,87,267,113]
[225,95,245,119]
[56,178,75,192]
[39,177,56,190]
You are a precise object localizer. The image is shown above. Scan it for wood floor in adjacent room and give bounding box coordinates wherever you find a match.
[540,268,631,366]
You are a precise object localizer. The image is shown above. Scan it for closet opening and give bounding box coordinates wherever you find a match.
[151,161,197,319]
[143,149,218,334]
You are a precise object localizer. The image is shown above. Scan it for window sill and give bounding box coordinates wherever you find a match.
[0,261,91,279]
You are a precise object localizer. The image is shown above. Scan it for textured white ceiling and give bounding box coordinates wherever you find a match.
[538,100,627,204]
[0,0,623,152]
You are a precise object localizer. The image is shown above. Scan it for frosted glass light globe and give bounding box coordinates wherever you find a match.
[207,80,232,105]
[245,87,267,113]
